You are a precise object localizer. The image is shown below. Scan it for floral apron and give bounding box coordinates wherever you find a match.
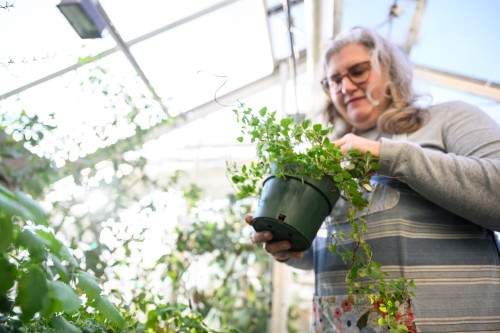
[312,294,415,333]
[311,172,416,333]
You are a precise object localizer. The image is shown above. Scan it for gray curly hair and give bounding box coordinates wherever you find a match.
[321,26,428,135]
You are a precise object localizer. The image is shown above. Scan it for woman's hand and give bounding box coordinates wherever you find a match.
[245,215,304,261]
[333,133,381,156]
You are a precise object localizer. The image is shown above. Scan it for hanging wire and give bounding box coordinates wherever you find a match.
[196,70,231,108]
[282,0,301,118]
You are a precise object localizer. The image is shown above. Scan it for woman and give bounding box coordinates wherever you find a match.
[247,27,500,332]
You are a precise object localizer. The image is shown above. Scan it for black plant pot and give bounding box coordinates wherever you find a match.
[251,168,340,251]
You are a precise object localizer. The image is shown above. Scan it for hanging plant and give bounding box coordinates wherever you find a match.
[226,102,416,332]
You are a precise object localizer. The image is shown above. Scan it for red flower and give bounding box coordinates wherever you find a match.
[373,300,389,316]
[407,308,415,321]
[341,299,352,312]
[394,311,403,323]
[406,324,417,333]
[405,318,415,327]
[334,307,342,319]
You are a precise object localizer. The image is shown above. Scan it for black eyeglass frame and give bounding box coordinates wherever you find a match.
[320,60,372,93]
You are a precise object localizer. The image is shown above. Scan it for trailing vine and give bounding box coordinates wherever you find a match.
[227,102,416,332]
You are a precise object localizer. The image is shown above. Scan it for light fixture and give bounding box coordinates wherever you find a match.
[57,0,106,39]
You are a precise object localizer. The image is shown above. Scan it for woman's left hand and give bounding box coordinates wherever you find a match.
[333,133,381,156]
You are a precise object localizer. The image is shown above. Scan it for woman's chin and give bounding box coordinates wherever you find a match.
[348,115,377,131]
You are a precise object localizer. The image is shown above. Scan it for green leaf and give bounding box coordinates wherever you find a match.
[397,324,409,332]
[35,229,62,255]
[0,184,15,198]
[341,170,352,179]
[58,244,78,267]
[350,266,359,279]
[236,136,243,142]
[51,315,81,333]
[14,191,48,226]
[259,106,267,116]
[280,118,293,127]
[49,280,81,314]
[77,270,102,300]
[51,254,68,282]
[410,279,417,289]
[302,119,311,129]
[0,255,17,296]
[17,229,49,261]
[313,124,322,132]
[16,266,49,322]
[95,295,125,329]
[0,190,35,223]
[0,214,13,253]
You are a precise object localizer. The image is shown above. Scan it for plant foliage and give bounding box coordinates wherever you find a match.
[0,66,273,332]
[226,102,416,332]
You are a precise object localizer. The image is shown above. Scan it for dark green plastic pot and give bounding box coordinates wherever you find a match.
[251,168,340,251]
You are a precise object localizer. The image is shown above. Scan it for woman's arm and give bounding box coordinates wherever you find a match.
[379,102,500,230]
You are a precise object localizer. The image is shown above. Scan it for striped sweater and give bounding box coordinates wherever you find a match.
[286,101,500,332]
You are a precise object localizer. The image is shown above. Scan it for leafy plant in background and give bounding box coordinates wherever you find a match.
[0,184,126,332]
[227,102,416,332]
[0,176,268,332]
[0,62,275,332]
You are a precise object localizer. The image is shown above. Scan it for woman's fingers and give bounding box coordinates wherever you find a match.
[264,239,291,252]
[245,215,304,261]
[264,240,304,261]
[333,133,381,156]
[250,231,272,244]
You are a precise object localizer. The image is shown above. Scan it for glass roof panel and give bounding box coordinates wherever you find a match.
[99,0,226,41]
[0,0,115,96]
[128,0,274,116]
[266,0,282,8]
[410,0,500,83]
[341,0,416,46]
[0,51,163,167]
[268,2,306,60]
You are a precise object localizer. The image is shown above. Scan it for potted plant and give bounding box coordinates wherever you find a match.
[226,102,378,250]
[226,102,416,333]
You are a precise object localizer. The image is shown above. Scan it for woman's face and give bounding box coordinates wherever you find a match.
[325,43,390,131]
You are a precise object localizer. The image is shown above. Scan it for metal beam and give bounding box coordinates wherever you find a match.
[414,65,500,102]
[333,0,343,37]
[95,1,169,117]
[403,0,427,54]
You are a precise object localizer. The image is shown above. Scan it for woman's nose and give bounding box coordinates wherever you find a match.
[340,76,358,94]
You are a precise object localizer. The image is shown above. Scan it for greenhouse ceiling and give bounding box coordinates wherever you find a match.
[1,0,500,198]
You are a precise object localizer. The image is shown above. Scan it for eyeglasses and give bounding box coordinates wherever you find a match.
[321,61,372,94]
